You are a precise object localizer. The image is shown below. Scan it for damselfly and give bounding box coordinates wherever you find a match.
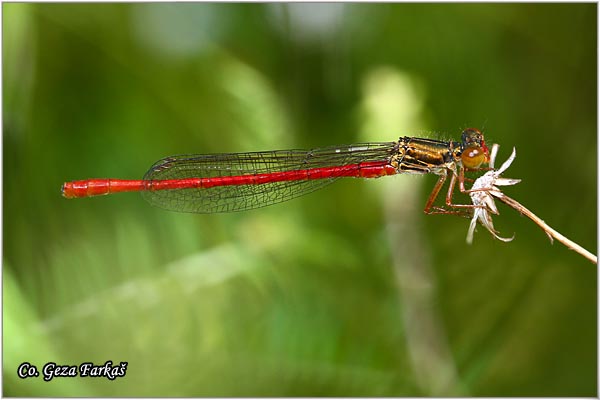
[62,128,489,214]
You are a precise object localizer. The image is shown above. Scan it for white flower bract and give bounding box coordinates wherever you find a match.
[466,145,521,244]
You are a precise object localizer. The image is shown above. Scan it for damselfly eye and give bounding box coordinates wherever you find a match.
[461,146,487,168]
[461,128,484,147]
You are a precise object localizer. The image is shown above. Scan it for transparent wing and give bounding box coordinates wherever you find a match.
[141,142,397,213]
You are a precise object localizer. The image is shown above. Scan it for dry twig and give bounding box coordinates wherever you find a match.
[466,144,597,265]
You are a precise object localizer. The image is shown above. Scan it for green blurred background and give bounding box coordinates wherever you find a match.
[3,3,597,396]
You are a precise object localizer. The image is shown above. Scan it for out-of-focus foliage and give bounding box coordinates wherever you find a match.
[3,3,596,396]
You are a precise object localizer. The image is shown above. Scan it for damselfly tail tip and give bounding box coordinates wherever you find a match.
[61,182,74,199]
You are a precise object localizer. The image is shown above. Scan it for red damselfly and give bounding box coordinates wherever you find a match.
[62,128,489,214]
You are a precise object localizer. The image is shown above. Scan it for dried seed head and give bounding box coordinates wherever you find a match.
[466,145,520,244]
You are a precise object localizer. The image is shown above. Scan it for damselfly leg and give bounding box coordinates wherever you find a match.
[424,165,492,216]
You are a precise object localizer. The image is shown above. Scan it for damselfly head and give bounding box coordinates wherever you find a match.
[460,128,489,168]
[461,128,485,149]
